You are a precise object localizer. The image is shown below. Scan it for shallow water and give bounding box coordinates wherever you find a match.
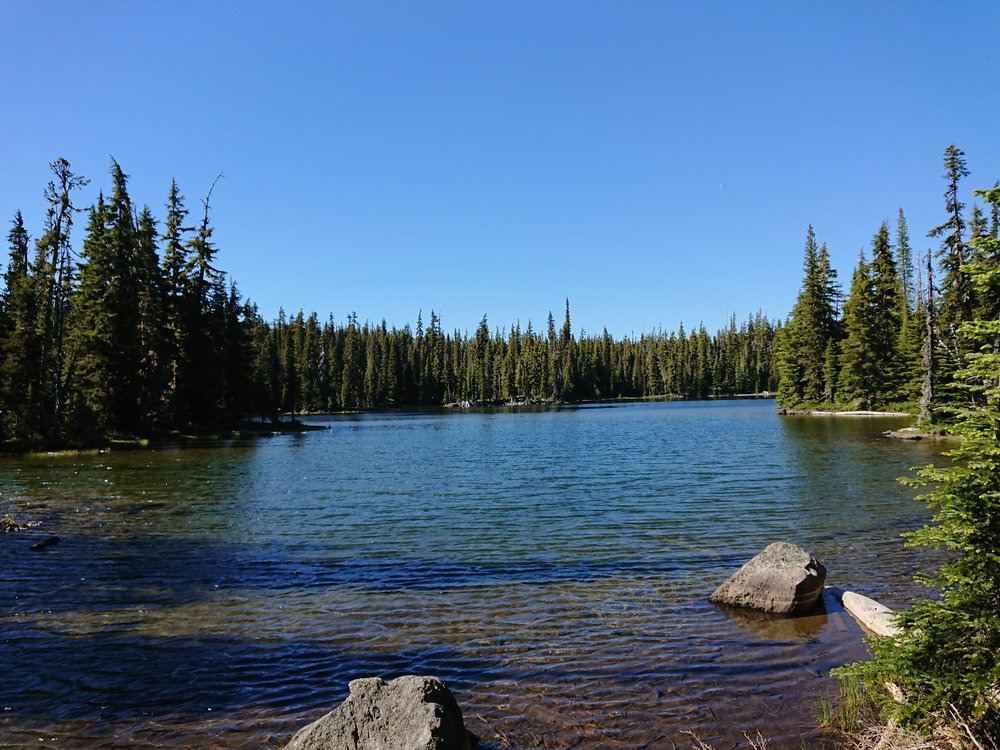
[0,400,944,748]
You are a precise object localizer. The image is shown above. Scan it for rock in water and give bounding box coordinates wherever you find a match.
[285,675,475,750]
[709,542,827,615]
[840,591,901,637]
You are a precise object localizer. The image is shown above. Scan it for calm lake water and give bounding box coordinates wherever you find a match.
[0,400,944,749]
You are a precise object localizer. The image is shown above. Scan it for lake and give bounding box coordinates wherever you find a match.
[0,399,944,748]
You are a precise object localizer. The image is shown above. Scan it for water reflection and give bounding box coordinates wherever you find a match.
[714,599,829,642]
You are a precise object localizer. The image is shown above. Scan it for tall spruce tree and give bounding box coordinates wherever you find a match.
[928,145,972,346]
[776,226,840,406]
[896,208,916,311]
[68,161,144,434]
[30,158,88,438]
[135,205,167,426]
[1,211,35,439]
[161,179,192,424]
[184,176,227,423]
[868,220,904,404]
[838,249,877,406]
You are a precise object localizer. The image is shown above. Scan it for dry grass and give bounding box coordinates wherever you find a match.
[842,707,998,750]
[680,729,769,749]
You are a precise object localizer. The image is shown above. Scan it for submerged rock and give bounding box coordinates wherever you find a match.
[285,675,475,750]
[30,535,60,551]
[709,541,826,615]
[883,427,943,441]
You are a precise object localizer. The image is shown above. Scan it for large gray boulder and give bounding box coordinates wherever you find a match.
[285,675,475,750]
[709,541,826,615]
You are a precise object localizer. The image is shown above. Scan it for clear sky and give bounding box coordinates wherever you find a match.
[3,2,999,338]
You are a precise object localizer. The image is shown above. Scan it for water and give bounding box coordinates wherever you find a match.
[0,400,944,748]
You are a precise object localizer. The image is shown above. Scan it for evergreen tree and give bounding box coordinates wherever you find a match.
[928,145,972,343]
[560,299,574,400]
[868,220,904,404]
[989,182,1000,240]
[135,206,168,425]
[0,211,36,439]
[546,310,559,400]
[184,176,227,423]
[837,201,1000,732]
[161,179,192,424]
[30,158,88,437]
[838,250,877,406]
[896,208,916,312]
[776,226,841,406]
[68,161,144,434]
[340,312,362,408]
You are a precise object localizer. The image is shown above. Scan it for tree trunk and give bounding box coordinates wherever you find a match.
[919,249,935,424]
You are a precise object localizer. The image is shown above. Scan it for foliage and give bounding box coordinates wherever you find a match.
[0,157,781,445]
[776,146,993,417]
[776,226,841,406]
[834,198,1000,736]
[838,223,906,409]
[819,672,878,734]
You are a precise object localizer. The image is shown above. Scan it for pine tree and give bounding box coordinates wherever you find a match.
[546,310,559,400]
[896,208,916,312]
[919,249,936,424]
[0,211,36,439]
[135,206,168,426]
[184,176,226,423]
[989,183,1000,240]
[777,226,841,406]
[161,179,192,424]
[560,299,574,400]
[837,194,1000,732]
[868,220,904,404]
[67,161,144,434]
[340,312,362,409]
[838,250,877,407]
[969,185,1000,324]
[928,145,972,344]
[30,158,88,438]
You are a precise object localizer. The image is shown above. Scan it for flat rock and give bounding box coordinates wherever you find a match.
[709,542,827,615]
[285,675,475,750]
[840,591,901,637]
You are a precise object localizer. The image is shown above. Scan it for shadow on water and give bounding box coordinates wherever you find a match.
[2,527,742,613]
[1,624,497,722]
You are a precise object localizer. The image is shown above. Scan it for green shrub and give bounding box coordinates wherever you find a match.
[834,241,1000,737]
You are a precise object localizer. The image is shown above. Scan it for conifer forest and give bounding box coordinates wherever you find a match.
[0,158,777,445]
[776,145,1000,419]
[1,144,997,446]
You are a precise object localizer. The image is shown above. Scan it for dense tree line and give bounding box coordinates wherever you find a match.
[0,158,779,444]
[249,306,778,418]
[0,159,252,444]
[776,145,1000,418]
[835,183,1000,740]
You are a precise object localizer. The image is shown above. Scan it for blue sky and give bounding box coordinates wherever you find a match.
[3,2,999,337]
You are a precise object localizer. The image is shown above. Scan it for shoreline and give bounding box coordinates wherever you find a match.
[0,419,326,458]
[2,396,778,456]
[776,407,911,417]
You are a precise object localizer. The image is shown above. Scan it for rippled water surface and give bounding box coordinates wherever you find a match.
[0,400,944,748]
